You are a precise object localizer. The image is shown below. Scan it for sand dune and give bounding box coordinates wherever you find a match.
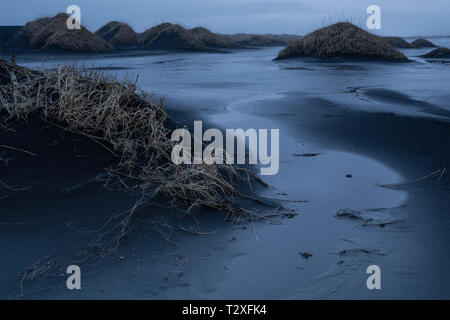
[95,21,143,48]
[275,22,407,61]
[24,13,112,53]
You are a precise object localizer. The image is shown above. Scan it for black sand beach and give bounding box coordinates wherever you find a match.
[229,91,450,298]
[1,38,450,299]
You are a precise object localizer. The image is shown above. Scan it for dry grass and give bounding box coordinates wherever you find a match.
[0,60,268,251]
[95,21,143,47]
[24,13,112,52]
[275,22,407,61]
[145,24,209,50]
[382,36,414,49]
[141,22,173,44]
[411,38,437,48]
[421,47,450,58]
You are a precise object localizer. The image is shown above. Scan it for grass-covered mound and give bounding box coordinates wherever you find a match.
[141,24,236,50]
[420,47,450,58]
[0,59,241,207]
[237,35,281,47]
[231,34,300,47]
[141,22,174,44]
[144,24,209,50]
[190,27,238,48]
[95,21,143,48]
[411,38,437,48]
[275,22,407,61]
[141,25,301,50]
[382,36,414,48]
[18,16,303,53]
[24,13,112,53]
[0,59,267,249]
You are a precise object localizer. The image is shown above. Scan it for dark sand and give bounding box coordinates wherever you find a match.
[0,113,258,299]
[1,45,450,299]
[229,91,450,298]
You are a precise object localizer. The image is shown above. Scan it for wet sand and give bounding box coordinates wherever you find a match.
[211,91,450,299]
[1,44,450,299]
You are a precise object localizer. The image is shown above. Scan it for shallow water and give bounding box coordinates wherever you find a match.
[10,38,450,120]
[2,40,450,299]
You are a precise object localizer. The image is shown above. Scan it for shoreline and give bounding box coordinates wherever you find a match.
[1,46,450,299]
[219,90,450,298]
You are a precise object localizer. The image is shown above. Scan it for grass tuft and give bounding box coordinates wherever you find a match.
[0,60,270,252]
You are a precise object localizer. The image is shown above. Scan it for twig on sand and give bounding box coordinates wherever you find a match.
[154,224,179,247]
[377,167,447,188]
[439,167,446,180]
[250,214,259,243]
[237,168,268,187]
[97,197,146,252]
[0,123,16,132]
[266,197,308,203]
[0,179,28,191]
[178,226,217,235]
[411,168,446,183]
[0,154,13,167]
[17,255,54,298]
[273,187,288,196]
[254,206,282,223]
[0,144,36,157]
[116,174,128,189]
[61,179,96,194]
[0,220,36,225]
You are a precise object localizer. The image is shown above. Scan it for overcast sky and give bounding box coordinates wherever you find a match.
[0,0,449,36]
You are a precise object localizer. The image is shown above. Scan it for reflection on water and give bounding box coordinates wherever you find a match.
[2,39,449,298]
[8,37,450,121]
